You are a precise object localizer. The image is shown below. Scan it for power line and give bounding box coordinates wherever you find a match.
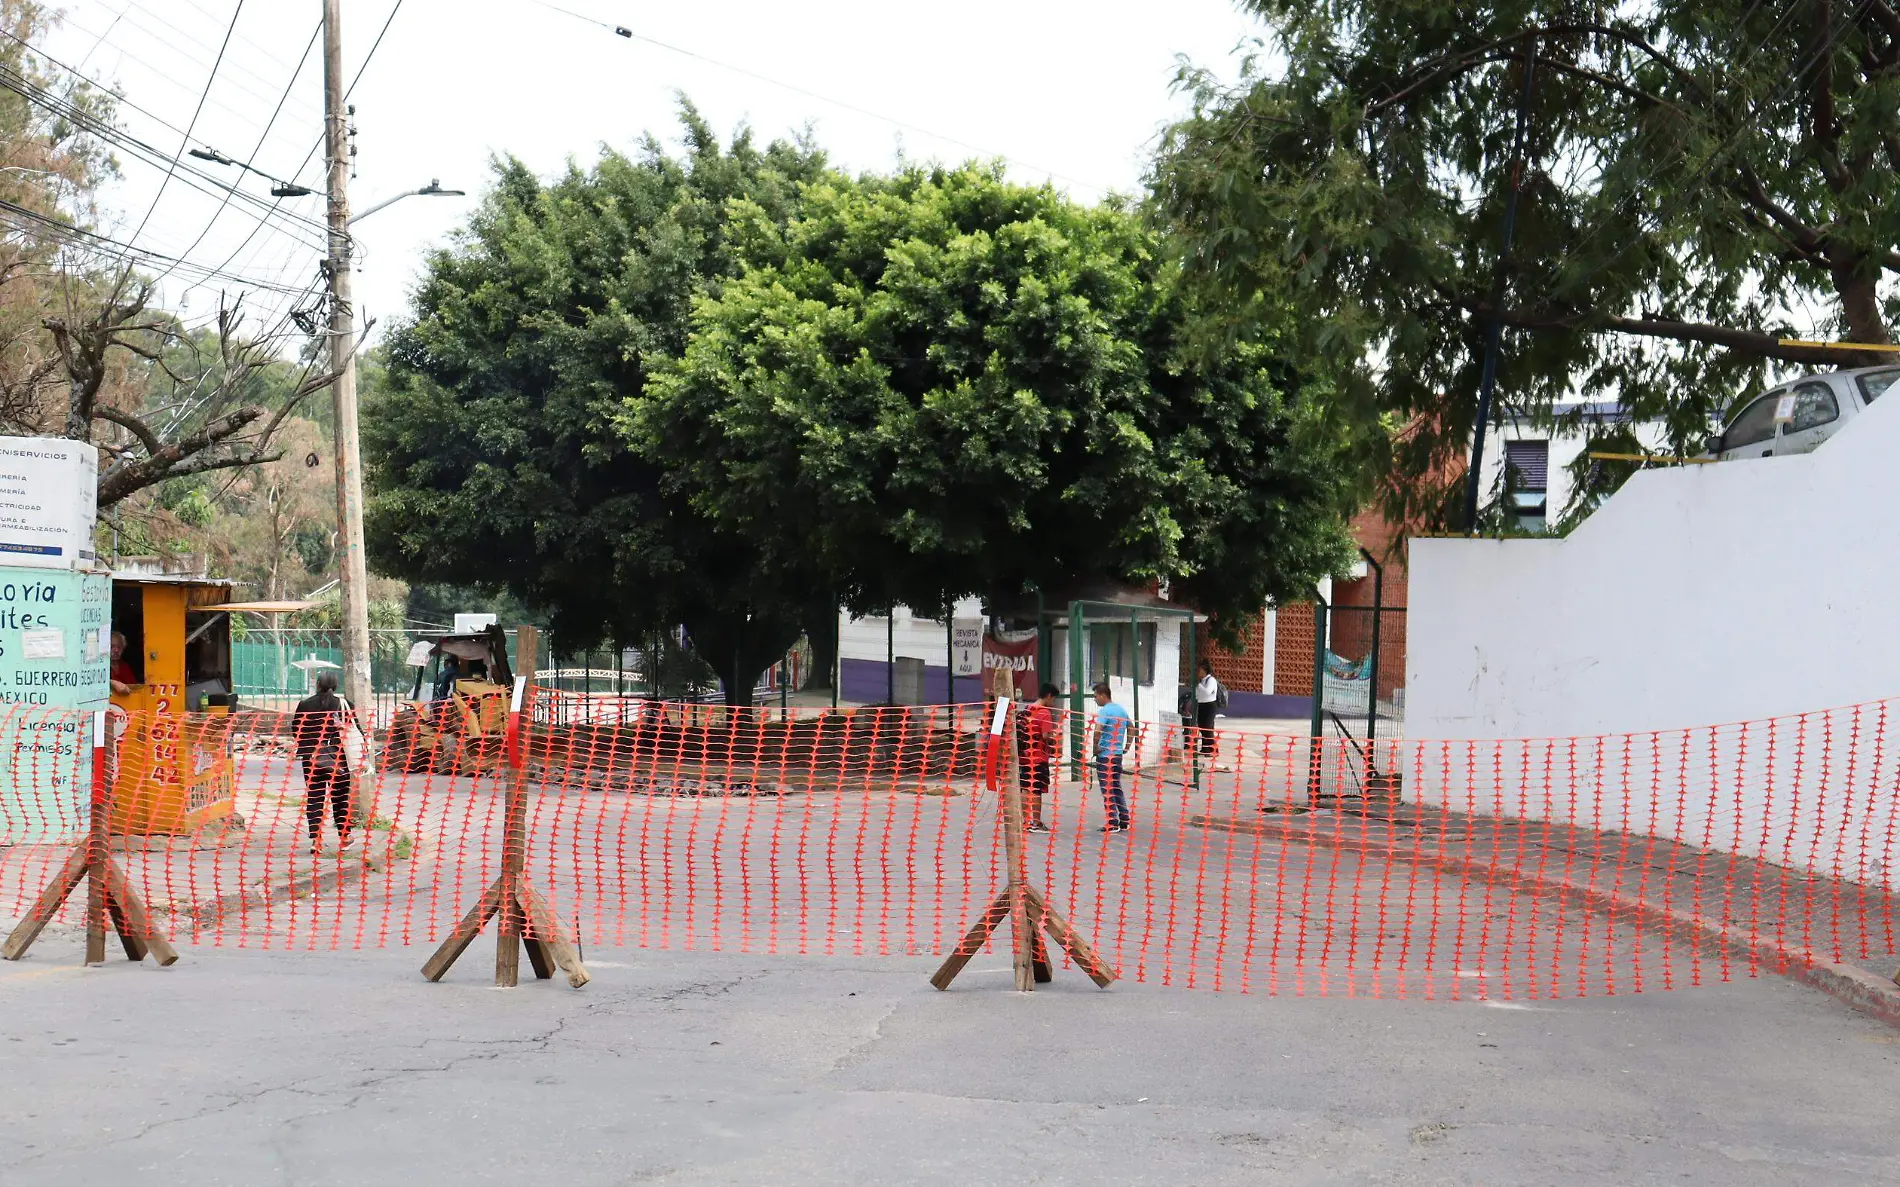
[0,196,316,295]
[521,0,1117,197]
[182,1,409,306]
[124,0,244,248]
[279,0,406,192]
[64,1,323,129]
[152,21,324,290]
[0,58,330,246]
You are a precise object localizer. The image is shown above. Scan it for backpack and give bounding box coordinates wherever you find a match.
[1214,679,1230,713]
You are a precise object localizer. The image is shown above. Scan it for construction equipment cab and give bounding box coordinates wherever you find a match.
[385,625,516,775]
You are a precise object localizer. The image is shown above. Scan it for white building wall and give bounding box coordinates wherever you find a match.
[839,598,984,668]
[1477,407,1672,528]
[1407,389,1900,888]
[842,602,1184,765]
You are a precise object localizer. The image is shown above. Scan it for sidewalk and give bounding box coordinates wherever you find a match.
[1,772,418,948]
[1192,800,1900,1021]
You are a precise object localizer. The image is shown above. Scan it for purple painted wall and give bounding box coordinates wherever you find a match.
[841,658,984,705]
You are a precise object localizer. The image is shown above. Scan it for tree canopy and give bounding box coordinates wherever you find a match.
[368,112,1358,701]
[636,163,1357,629]
[1151,0,1900,525]
[363,110,833,701]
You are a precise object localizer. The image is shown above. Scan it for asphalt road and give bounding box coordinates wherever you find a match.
[3,941,1898,1185]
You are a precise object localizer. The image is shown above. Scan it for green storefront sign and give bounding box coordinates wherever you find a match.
[0,565,110,841]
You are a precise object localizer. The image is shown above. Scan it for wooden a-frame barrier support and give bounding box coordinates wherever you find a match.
[422,627,590,988]
[3,711,180,968]
[932,694,1116,992]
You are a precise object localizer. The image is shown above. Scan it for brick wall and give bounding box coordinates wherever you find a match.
[1274,604,1317,696]
[1195,615,1268,693]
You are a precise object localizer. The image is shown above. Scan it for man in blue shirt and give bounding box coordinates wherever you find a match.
[1091,681,1133,833]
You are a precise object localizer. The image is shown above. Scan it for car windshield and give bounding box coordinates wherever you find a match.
[1857,369,1900,403]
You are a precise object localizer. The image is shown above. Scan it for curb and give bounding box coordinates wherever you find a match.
[173,825,423,934]
[1191,813,1900,1028]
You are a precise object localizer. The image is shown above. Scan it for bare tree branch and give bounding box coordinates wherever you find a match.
[93,404,162,455]
[96,406,266,506]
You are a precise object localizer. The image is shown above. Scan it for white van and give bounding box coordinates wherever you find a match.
[1706,365,1900,460]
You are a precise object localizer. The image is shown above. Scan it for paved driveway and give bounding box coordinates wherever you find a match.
[2,943,1897,1185]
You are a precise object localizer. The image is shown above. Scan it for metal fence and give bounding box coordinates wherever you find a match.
[231,629,814,725]
[230,628,536,725]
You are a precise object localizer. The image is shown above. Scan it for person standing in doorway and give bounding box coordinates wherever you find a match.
[108,631,136,696]
[1020,683,1060,832]
[1092,681,1132,833]
[294,671,354,855]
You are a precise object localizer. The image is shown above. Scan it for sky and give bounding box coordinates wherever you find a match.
[38,0,1265,343]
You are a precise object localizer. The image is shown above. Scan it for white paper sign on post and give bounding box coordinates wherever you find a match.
[951,618,984,676]
[0,437,98,569]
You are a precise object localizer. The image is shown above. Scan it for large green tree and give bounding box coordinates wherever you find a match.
[1152,0,1900,525]
[635,164,1358,633]
[363,111,832,703]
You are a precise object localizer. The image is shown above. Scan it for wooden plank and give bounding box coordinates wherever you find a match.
[929,887,1012,991]
[517,882,591,988]
[105,898,146,962]
[1031,928,1052,984]
[1026,886,1117,988]
[1,845,87,961]
[997,702,1035,993]
[85,845,106,966]
[495,896,521,988]
[102,858,179,967]
[522,933,555,980]
[419,877,503,982]
[493,628,538,988]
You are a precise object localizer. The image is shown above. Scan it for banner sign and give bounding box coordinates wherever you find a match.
[982,629,1040,699]
[1320,650,1372,716]
[0,566,110,841]
[0,437,97,569]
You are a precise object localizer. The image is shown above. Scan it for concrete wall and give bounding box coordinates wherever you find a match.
[1411,386,1900,740]
[1407,383,1900,888]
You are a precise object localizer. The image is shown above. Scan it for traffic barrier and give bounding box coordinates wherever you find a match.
[0,690,1896,1000]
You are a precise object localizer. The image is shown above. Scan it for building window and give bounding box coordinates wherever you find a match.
[1504,439,1549,531]
[1086,622,1158,686]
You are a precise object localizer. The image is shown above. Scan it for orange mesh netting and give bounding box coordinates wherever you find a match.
[3,690,1897,999]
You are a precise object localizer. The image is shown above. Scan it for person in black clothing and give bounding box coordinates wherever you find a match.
[432,653,462,700]
[293,671,354,853]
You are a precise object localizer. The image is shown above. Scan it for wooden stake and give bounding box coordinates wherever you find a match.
[2,712,180,968]
[998,701,1035,992]
[931,695,1118,993]
[419,627,592,989]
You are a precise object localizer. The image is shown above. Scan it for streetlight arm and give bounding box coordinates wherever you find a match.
[348,188,423,225]
[348,180,466,225]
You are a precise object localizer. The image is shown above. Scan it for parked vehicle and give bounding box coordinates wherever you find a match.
[1705,365,1900,461]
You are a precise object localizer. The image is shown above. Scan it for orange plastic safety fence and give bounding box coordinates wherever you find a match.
[2,691,1897,1001]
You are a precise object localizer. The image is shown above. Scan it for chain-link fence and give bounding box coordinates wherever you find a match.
[230,628,820,727]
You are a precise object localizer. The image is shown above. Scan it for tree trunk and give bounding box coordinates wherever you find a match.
[681,606,802,711]
[800,599,839,693]
[1831,254,1892,344]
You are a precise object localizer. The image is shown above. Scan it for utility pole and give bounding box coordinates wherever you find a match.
[1462,39,1539,532]
[323,0,372,718]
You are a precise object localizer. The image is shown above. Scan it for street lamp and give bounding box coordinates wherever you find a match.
[349,179,466,225]
[191,135,466,724]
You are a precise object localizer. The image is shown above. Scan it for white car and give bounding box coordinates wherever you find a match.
[1707,365,1900,460]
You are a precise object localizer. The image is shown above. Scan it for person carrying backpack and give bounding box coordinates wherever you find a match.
[293,671,356,855]
[1192,659,1230,771]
